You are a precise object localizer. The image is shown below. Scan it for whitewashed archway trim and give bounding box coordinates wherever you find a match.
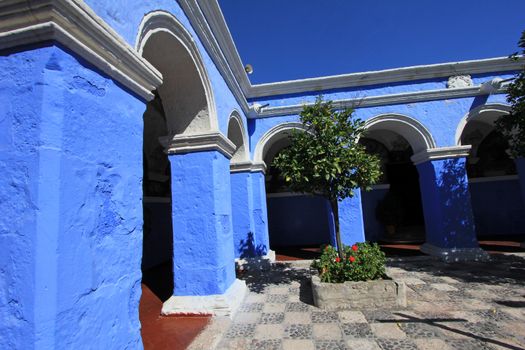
[228,110,250,164]
[136,11,218,132]
[364,114,436,153]
[253,122,309,165]
[455,103,511,146]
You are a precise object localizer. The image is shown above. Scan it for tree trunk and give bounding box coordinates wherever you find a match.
[330,199,344,259]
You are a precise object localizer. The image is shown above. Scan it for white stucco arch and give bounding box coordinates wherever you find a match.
[364,114,436,153]
[254,122,309,166]
[455,103,511,146]
[136,11,218,135]
[227,110,249,163]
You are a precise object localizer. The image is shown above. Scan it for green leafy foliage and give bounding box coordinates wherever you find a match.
[312,243,386,283]
[272,97,382,202]
[272,97,382,259]
[495,30,525,158]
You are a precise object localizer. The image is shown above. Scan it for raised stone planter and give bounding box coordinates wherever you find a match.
[311,275,407,310]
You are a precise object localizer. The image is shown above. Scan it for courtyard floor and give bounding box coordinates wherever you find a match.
[189,252,525,350]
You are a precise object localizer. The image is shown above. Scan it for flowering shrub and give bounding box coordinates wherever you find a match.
[312,242,386,283]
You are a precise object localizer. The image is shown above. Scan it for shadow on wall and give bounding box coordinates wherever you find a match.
[239,232,267,259]
[438,158,477,248]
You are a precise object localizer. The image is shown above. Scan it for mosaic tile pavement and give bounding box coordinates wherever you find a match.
[214,254,525,350]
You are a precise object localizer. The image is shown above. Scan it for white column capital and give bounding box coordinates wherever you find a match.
[411,145,471,165]
[160,132,236,159]
[230,161,267,174]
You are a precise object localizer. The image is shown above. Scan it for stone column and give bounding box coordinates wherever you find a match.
[230,163,256,259]
[160,133,247,317]
[250,164,274,261]
[230,161,273,262]
[412,146,489,262]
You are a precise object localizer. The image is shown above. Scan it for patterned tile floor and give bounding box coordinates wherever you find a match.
[213,254,525,350]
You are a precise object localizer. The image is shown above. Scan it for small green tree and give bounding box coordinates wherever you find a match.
[495,29,525,158]
[272,97,382,258]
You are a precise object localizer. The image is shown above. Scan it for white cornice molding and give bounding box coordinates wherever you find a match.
[195,0,251,92]
[160,132,236,158]
[0,0,162,101]
[248,57,524,98]
[178,0,250,114]
[180,1,523,106]
[411,145,472,165]
[230,161,267,174]
[254,85,505,118]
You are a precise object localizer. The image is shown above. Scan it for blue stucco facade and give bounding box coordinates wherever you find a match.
[1,1,524,348]
[1,44,145,349]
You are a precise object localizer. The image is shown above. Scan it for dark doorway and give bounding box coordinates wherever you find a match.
[141,91,174,302]
[360,136,426,243]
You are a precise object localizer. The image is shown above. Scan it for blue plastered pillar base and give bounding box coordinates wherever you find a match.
[413,146,490,262]
[251,165,275,261]
[160,133,248,318]
[230,168,256,259]
[230,162,274,270]
[516,158,525,248]
[339,189,366,245]
[326,190,366,249]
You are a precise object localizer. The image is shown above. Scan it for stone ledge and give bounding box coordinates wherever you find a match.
[311,275,407,310]
[420,243,491,262]
[161,278,248,319]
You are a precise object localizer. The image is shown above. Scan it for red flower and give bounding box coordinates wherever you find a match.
[351,244,358,252]
[335,257,341,263]
[349,256,356,263]
[325,246,330,252]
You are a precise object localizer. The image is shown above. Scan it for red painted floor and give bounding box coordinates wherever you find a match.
[139,263,210,350]
[139,284,210,350]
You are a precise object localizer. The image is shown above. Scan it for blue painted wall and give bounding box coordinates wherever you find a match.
[267,194,332,247]
[361,188,390,242]
[0,46,42,350]
[0,45,145,349]
[518,158,525,204]
[249,82,511,157]
[469,179,525,236]
[169,151,236,296]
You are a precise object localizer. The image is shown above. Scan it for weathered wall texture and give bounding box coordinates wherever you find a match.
[0,44,145,349]
[169,151,236,296]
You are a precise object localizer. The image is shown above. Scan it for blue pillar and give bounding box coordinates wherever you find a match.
[230,171,256,258]
[169,151,236,296]
[250,171,271,257]
[417,156,488,261]
[339,189,366,245]
[325,190,366,248]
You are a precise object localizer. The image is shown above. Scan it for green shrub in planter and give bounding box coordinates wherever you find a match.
[312,242,386,283]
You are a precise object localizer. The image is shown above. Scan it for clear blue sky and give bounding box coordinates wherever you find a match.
[218,0,525,84]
